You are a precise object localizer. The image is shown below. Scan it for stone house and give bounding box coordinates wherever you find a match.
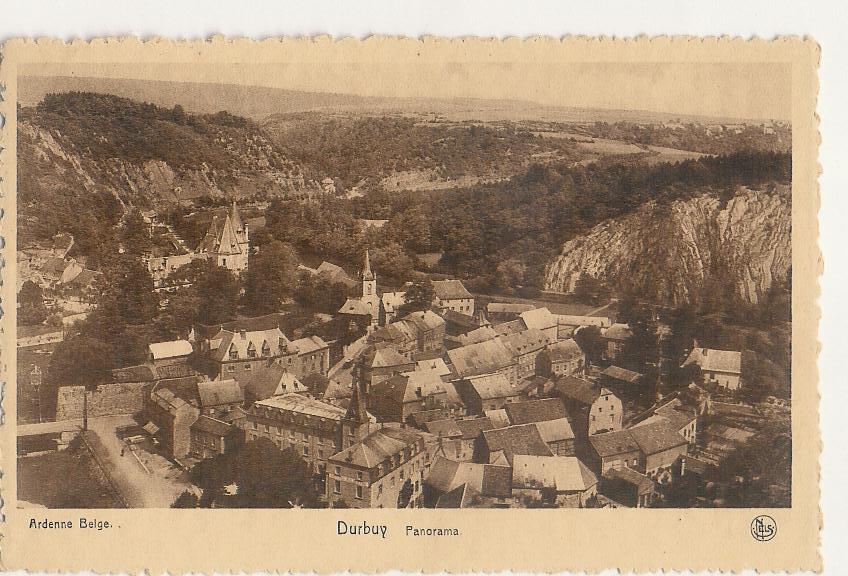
[432,279,475,316]
[681,346,743,390]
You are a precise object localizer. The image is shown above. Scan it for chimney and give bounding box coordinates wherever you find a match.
[240,329,247,340]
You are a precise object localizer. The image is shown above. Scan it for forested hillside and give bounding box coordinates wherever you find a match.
[17,92,319,253]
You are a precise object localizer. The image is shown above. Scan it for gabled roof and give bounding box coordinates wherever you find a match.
[534,418,576,443]
[435,483,475,508]
[111,364,157,383]
[196,213,242,255]
[371,321,417,346]
[426,456,512,498]
[505,398,568,425]
[465,373,518,400]
[372,369,450,405]
[601,365,644,384]
[149,340,193,360]
[484,408,511,429]
[447,338,515,378]
[338,297,374,316]
[512,455,597,492]
[362,346,412,369]
[197,379,244,408]
[432,279,473,300]
[519,307,557,331]
[500,328,554,357]
[254,392,347,420]
[402,310,445,332]
[425,417,494,439]
[487,302,537,315]
[290,335,328,355]
[208,327,291,363]
[414,357,451,377]
[328,425,427,468]
[546,338,582,362]
[557,315,612,328]
[682,347,742,374]
[246,363,307,400]
[440,309,480,329]
[151,387,195,415]
[555,375,602,405]
[482,424,553,463]
[192,415,232,437]
[604,466,656,494]
[634,398,697,432]
[458,325,498,346]
[627,421,688,455]
[589,429,641,458]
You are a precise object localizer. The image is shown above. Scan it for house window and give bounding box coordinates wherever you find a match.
[335,466,341,476]
[333,480,341,494]
[356,471,363,481]
[318,449,324,459]
[377,484,383,496]
[303,446,309,457]
[244,364,251,371]
[229,348,238,360]
[227,365,236,373]
[355,485,363,499]
[289,430,295,440]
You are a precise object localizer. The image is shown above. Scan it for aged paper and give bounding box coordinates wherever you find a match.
[0,37,820,573]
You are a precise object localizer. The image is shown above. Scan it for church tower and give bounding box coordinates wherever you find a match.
[342,373,372,448]
[360,250,380,325]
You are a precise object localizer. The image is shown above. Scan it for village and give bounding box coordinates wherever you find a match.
[16,199,787,510]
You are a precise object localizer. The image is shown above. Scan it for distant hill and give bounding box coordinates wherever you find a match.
[18,75,761,125]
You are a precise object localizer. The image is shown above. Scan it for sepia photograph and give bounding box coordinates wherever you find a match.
[12,58,796,512]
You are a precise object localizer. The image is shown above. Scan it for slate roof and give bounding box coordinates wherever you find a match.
[246,363,307,400]
[447,338,515,378]
[290,335,328,355]
[500,328,554,357]
[371,369,450,405]
[425,456,513,498]
[512,455,597,492]
[196,213,242,255]
[402,310,445,332]
[534,418,576,443]
[371,321,417,346]
[484,408,511,429]
[556,315,612,328]
[111,364,157,383]
[432,279,473,300]
[208,326,292,363]
[589,429,642,459]
[555,375,601,405]
[487,303,537,315]
[635,398,697,432]
[519,308,557,331]
[149,339,193,360]
[197,379,244,408]
[425,417,494,439]
[604,466,656,493]
[361,346,412,369]
[338,298,374,316]
[192,415,232,437]
[458,326,498,346]
[435,483,474,508]
[328,425,428,468]
[482,424,554,462]
[682,347,742,374]
[154,363,197,380]
[414,357,451,377]
[504,398,568,425]
[254,393,347,420]
[151,388,195,415]
[465,373,517,400]
[546,339,582,362]
[441,309,480,330]
[601,365,644,384]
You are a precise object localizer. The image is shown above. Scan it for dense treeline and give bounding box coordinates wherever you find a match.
[260,151,791,295]
[265,114,580,188]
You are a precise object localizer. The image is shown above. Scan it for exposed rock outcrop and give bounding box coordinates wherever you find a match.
[544,187,791,305]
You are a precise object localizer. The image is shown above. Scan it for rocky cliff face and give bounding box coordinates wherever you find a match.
[543,187,791,305]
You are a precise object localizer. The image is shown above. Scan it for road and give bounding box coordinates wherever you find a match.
[85,415,192,508]
[19,415,192,508]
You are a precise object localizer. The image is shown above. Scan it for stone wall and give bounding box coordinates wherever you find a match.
[56,381,152,421]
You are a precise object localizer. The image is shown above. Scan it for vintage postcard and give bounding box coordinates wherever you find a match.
[0,37,821,573]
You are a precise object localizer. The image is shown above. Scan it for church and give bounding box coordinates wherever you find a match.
[195,201,250,274]
[338,251,382,328]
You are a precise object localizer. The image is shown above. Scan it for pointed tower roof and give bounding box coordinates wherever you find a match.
[362,250,375,281]
[346,377,369,426]
[216,214,242,255]
[230,200,243,232]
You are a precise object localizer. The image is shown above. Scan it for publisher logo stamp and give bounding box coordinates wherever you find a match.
[751,515,777,542]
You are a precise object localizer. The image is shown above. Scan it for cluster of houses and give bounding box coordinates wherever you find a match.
[135,250,743,509]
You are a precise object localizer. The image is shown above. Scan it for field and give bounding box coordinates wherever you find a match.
[18,434,124,508]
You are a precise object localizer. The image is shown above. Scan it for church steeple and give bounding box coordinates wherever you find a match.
[363,250,375,282]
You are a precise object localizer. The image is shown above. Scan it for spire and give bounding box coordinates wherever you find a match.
[229,200,243,233]
[362,250,375,281]
[346,372,369,426]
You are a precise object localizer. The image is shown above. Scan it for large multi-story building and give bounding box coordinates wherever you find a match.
[431,279,474,316]
[195,201,250,274]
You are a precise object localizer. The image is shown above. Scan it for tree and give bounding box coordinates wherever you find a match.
[370,242,414,287]
[233,439,318,507]
[101,254,158,325]
[195,263,240,325]
[120,209,152,255]
[156,289,202,338]
[573,273,610,307]
[171,490,199,508]
[243,241,299,315]
[47,336,112,430]
[396,278,434,317]
[19,280,48,325]
[573,325,606,366]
